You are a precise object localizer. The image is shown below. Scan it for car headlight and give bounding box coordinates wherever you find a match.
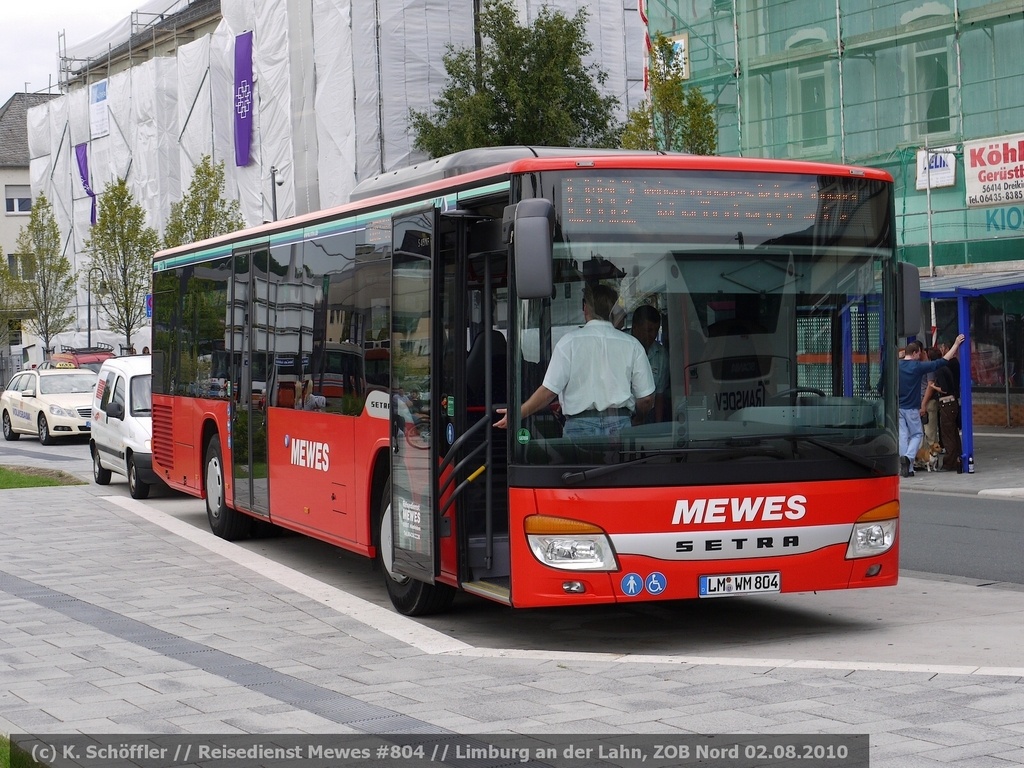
[48,404,77,418]
[846,501,898,558]
[525,515,618,571]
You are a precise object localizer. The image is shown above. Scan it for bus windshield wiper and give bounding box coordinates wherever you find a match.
[560,447,720,486]
[727,432,884,475]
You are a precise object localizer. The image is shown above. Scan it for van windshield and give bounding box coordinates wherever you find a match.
[130,375,153,415]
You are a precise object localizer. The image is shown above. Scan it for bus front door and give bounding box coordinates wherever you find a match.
[389,207,440,585]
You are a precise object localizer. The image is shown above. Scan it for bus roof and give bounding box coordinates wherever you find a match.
[154,147,893,263]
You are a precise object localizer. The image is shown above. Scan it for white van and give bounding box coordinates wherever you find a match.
[90,355,160,499]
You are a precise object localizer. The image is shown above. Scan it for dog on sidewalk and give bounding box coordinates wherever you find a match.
[915,441,943,472]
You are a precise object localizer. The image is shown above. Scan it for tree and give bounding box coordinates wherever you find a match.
[0,249,16,358]
[621,34,717,155]
[410,0,621,156]
[85,178,160,352]
[15,194,76,356]
[163,155,244,249]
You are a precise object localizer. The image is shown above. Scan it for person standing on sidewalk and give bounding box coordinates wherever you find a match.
[899,334,965,477]
[932,345,963,471]
[920,347,942,447]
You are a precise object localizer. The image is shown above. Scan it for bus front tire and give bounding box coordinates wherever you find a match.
[204,435,250,540]
[376,479,455,616]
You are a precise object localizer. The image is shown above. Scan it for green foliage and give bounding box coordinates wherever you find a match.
[410,0,621,156]
[15,194,76,353]
[621,34,718,155]
[85,178,160,352]
[164,156,244,249]
[0,250,15,350]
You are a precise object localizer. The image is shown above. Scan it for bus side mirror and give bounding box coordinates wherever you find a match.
[504,199,554,299]
[897,261,921,339]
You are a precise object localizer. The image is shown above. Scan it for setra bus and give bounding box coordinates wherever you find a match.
[150,147,920,615]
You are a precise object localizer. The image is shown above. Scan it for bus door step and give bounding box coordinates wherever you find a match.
[467,533,511,579]
[462,578,511,605]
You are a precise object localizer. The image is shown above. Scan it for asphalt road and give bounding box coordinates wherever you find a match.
[899,490,1024,585]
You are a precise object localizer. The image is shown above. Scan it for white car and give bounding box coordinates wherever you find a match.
[90,356,161,499]
[1,369,98,444]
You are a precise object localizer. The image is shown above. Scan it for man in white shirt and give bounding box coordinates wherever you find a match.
[496,283,654,437]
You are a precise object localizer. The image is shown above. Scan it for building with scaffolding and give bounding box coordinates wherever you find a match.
[646,0,1024,426]
[23,0,646,368]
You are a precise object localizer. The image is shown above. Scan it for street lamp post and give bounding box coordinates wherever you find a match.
[86,266,104,348]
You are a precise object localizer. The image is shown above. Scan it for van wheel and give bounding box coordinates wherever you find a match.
[128,456,150,500]
[376,479,456,616]
[2,411,19,441]
[91,444,111,485]
[204,434,250,539]
[38,415,54,445]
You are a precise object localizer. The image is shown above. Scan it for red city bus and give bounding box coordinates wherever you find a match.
[151,147,919,615]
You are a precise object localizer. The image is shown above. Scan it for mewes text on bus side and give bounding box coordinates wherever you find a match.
[150,147,920,616]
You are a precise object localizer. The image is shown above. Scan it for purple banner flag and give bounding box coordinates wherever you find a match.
[234,31,254,167]
[75,143,97,225]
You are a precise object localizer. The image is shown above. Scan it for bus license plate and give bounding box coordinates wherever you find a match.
[699,571,780,598]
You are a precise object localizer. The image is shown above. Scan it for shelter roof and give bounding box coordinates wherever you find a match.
[920,270,1024,298]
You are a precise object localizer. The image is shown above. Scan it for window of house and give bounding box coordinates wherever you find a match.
[797,60,827,148]
[4,185,31,215]
[913,35,952,136]
[785,31,832,155]
[8,253,33,281]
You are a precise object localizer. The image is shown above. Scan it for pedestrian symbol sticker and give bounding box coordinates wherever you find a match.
[645,572,666,595]
[621,573,643,596]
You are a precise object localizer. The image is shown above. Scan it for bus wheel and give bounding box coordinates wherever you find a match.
[91,443,111,485]
[376,480,455,616]
[204,435,250,540]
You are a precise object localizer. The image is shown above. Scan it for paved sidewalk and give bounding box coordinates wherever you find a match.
[1,483,1023,768]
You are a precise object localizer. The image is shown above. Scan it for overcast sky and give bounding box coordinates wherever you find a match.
[1,1,144,103]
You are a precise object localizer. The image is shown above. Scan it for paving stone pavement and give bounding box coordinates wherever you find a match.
[0,476,1022,767]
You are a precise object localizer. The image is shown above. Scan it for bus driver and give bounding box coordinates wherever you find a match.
[495,283,655,437]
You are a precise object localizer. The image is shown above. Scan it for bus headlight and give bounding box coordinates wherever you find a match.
[846,501,898,558]
[525,515,618,571]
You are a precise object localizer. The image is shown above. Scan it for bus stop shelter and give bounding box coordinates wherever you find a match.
[919,270,1024,472]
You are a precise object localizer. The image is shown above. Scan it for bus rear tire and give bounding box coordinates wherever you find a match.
[376,479,455,616]
[205,434,250,540]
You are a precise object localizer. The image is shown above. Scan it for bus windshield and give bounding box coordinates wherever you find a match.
[513,170,895,476]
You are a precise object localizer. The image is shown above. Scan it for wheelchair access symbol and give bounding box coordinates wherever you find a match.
[645,572,666,595]
[621,572,668,596]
